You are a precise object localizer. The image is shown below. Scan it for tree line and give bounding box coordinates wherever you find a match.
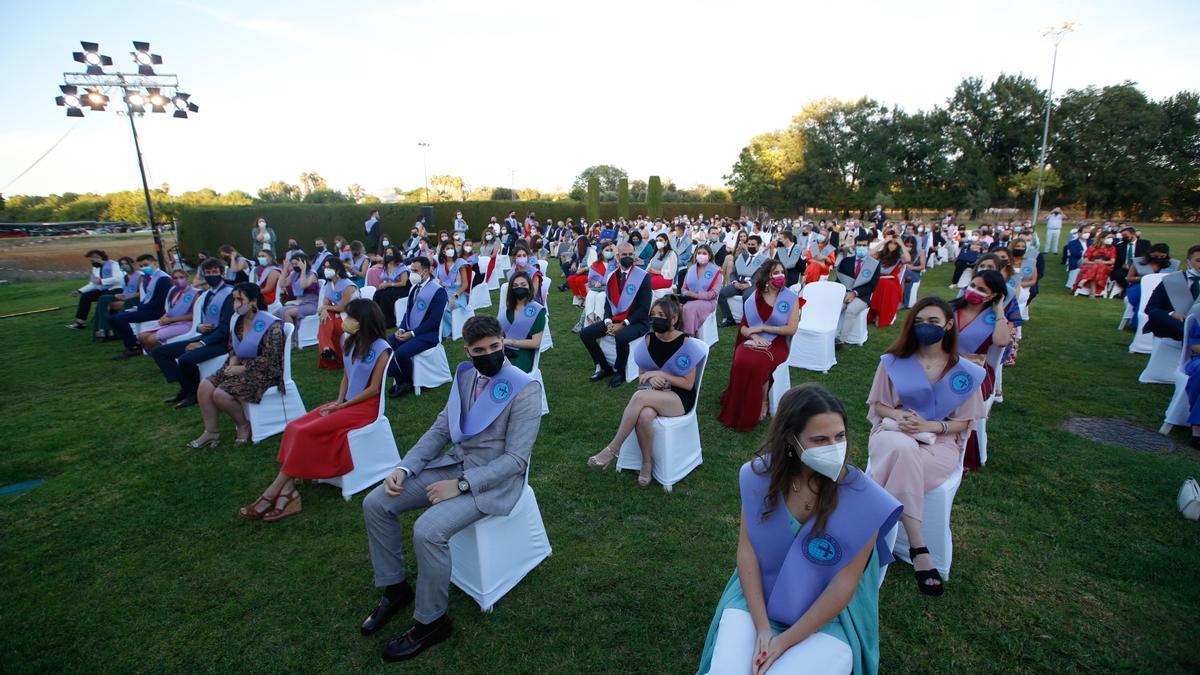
[724,75,1200,220]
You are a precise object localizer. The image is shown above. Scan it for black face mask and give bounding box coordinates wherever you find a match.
[315,246,326,253]
[650,316,670,333]
[289,243,298,250]
[472,349,506,377]
[1150,257,1168,266]
[619,256,635,268]
[384,255,396,264]
[1013,248,1027,257]
[91,261,102,268]
[512,286,531,301]
[747,247,758,255]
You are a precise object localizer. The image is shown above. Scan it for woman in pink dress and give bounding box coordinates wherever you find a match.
[680,244,723,337]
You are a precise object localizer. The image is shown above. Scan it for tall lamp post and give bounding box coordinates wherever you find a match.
[417,142,430,203]
[54,41,199,269]
[1030,22,1074,249]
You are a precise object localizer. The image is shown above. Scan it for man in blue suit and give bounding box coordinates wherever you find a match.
[111,254,172,360]
[388,256,448,398]
[151,258,236,409]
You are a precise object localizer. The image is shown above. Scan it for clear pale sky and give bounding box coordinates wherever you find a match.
[1,0,1197,199]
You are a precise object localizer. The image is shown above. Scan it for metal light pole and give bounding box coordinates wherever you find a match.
[1030,22,1074,250]
[417,142,430,203]
[55,41,199,269]
[510,168,515,200]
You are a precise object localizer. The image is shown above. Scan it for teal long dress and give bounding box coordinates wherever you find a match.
[696,512,883,675]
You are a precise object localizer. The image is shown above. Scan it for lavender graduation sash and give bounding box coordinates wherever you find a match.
[839,256,879,291]
[500,302,545,340]
[140,269,170,302]
[604,265,649,316]
[289,271,317,298]
[1161,271,1197,315]
[881,353,985,422]
[225,255,245,281]
[203,284,234,322]
[588,260,614,286]
[92,260,118,285]
[437,259,468,289]
[311,250,332,271]
[326,278,356,305]
[683,263,720,294]
[231,311,280,359]
[344,337,391,399]
[255,265,281,286]
[740,459,902,626]
[631,335,706,377]
[123,270,142,295]
[406,279,442,328]
[743,288,798,343]
[165,286,198,318]
[380,264,408,283]
[957,306,997,355]
[446,362,533,444]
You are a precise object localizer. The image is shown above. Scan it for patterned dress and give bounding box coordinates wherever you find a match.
[206,319,285,403]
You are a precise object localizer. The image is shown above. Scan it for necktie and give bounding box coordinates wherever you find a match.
[1190,276,1199,300]
[474,375,489,400]
[855,259,863,277]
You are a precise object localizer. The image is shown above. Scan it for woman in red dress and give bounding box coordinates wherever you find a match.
[1072,235,1117,297]
[717,260,801,431]
[568,240,613,302]
[253,250,283,306]
[869,238,908,328]
[316,257,359,370]
[239,299,392,522]
[802,234,837,284]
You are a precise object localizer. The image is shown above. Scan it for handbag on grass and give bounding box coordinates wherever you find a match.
[1178,478,1200,521]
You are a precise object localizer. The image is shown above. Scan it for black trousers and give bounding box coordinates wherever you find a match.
[951,259,973,285]
[367,229,382,255]
[151,339,228,396]
[111,308,161,349]
[579,319,648,378]
[75,289,107,321]
[374,285,410,329]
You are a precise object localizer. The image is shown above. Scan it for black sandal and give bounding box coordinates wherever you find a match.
[909,546,944,597]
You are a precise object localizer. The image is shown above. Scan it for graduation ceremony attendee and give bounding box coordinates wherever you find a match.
[346,240,372,288]
[1144,244,1200,341]
[680,244,723,337]
[365,209,382,254]
[92,256,140,340]
[866,297,986,596]
[218,244,250,284]
[1072,234,1116,297]
[1124,243,1179,327]
[698,383,902,675]
[498,271,546,374]
[586,297,703,486]
[507,244,544,303]
[1064,228,1090,286]
[1044,206,1064,253]
[647,233,679,290]
[67,249,125,330]
[386,256,447,398]
[253,249,283,306]
[136,268,200,351]
[774,231,804,286]
[899,236,926,309]
[110,254,172,360]
[834,233,881,344]
[272,253,320,334]
[360,315,542,662]
[717,260,800,432]
[629,229,651,267]
[317,257,360,370]
[480,228,503,286]
[283,239,305,263]
[1177,305,1200,449]
[250,216,277,256]
[188,282,285,449]
[579,241,653,387]
[311,238,333,271]
[951,270,1012,470]
[802,231,836,284]
[151,258,236,409]
[373,246,411,328]
[239,299,391,521]
[1113,225,1151,294]
[719,235,768,327]
[435,240,471,339]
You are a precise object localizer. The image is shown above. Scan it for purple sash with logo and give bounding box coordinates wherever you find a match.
[684,263,721,294]
[839,256,879,291]
[225,255,245,281]
[140,269,170,302]
[231,311,280,359]
[741,458,902,625]
[203,284,234,322]
[881,353,985,422]
[406,279,442,328]
[92,260,118,285]
[123,270,142,295]
[381,264,408,283]
[326,278,356,305]
[742,287,799,343]
[344,337,391,399]
[604,265,649,316]
[588,260,613,285]
[631,335,706,377]
[311,250,332,271]
[500,302,545,340]
[165,286,199,318]
[437,259,468,290]
[957,306,997,355]
[289,271,318,298]
[446,362,534,444]
[255,265,281,286]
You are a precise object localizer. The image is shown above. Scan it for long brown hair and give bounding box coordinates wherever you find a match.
[344,298,387,362]
[753,259,785,295]
[885,296,960,360]
[753,383,850,536]
[879,240,903,267]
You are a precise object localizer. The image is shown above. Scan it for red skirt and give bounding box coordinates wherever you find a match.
[317,315,344,370]
[804,261,830,284]
[717,335,789,432]
[567,272,590,298]
[870,276,903,328]
[277,396,380,479]
[962,363,996,471]
[650,272,673,290]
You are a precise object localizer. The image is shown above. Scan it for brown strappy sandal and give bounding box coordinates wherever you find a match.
[238,493,276,521]
[262,489,302,522]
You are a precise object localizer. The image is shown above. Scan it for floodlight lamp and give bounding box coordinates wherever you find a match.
[72,41,113,74]
[127,92,145,106]
[85,52,101,65]
[172,95,187,110]
[87,91,106,106]
[64,94,81,108]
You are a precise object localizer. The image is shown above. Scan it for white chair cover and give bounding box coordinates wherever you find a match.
[868,453,964,579]
[615,344,710,491]
[1130,273,1165,354]
[241,323,306,443]
[727,294,745,324]
[905,279,922,308]
[1017,286,1031,321]
[838,307,869,346]
[787,281,841,372]
[1066,268,1080,289]
[450,303,475,341]
[769,360,790,416]
[1161,331,1194,433]
[529,348,550,416]
[197,352,229,380]
[165,300,204,345]
[1140,338,1183,384]
[599,335,641,383]
[1118,296,1134,330]
[318,357,401,499]
[296,280,326,349]
[469,283,492,310]
[497,254,511,273]
[699,310,719,347]
[358,285,377,302]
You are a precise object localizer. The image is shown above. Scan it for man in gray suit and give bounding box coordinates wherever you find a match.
[360,315,543,662]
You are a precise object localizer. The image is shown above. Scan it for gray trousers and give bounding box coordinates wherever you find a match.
[717,283,752,323]
[363,463,486,623]
[1043,226,1061,254]
[836,297,870,341]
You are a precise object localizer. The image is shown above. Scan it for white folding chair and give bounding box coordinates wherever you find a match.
[652,287,673,302]
[837,307,869,346]
[1066,268,1081,290]
[497,254,511,273]
[616,346,709,491]
[197,352,229,380]
[727,293,745,324]
[699,311,719,347]
[449,474,552,612]
[318,357,401,500]
[905,278,922,308]
[296,281,326,350]
[165,302,204,345]
[1017,287,1031,321]
[1140,338,1184,384]
[413,343,453,395]
[769,360,790,416]
[242,323,306,443]
[867,452,964,580]
[358,285,377,302]
[469,283,492,310]
[450,302,475,341]
[599,335,641,383]
[788,281,842,372]
[1130,273,1164,354]
[529,348,550,416]
[1161,328,1194,434]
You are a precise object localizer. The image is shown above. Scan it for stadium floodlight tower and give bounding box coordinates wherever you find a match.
[1029,23,1075,247]
[55,41,200,268]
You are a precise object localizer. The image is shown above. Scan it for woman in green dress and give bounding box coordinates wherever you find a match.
[499,271,546,374]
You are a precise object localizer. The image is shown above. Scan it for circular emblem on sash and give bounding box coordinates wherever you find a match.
[803,534,842,566]
[491,379,512,402]
[363,348,377,365]
[675,354,690,369]
[416,299,428,311]
[524,305,537,317]
[1023,266,1032,276]
[1006,278,1017,289]
[253,320,265,332]
[704,269,714,279]
[951,372,972,393]
[625,283,636,294]
[778,301,790,313]
[208,303,219,315]
[984,312,997,325]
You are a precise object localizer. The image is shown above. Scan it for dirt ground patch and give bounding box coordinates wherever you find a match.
[0,233,181,282]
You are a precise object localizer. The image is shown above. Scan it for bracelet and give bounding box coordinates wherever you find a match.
[940,421,949,434]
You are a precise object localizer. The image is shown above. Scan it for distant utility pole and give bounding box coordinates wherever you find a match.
[417,142,430,203]
[1030,22,1075,245]
[510,168,515,199]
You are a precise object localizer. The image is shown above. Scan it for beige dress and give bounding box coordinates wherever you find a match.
[865,361,985,519]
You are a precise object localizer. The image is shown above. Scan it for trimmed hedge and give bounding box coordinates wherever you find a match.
[617,178,630,219]
[175,201,741,255]
[586,177,601,222]
[647,176,663,219]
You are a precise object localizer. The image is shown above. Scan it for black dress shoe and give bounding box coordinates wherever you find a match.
[381,618,454,662]
[388,382,414,399]
[163,391,185,404]
[361,587,413,636]
[589,369,614,383]
[720,318,737,327]
[174,395,198,409]
[608,373,625,388]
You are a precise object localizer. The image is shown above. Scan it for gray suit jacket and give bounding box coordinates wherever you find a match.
[397,366,543,516]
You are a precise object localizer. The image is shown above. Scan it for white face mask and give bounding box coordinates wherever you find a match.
[656,241,667,249]
[464,245,472,252]
[409,271,423,285]
[444,250,455,259]
[323,268,336,280]
[258,221,266,228]
[795,438,847,482]
[695,254,710,265]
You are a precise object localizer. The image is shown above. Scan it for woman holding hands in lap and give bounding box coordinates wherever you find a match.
[499,271,547,374]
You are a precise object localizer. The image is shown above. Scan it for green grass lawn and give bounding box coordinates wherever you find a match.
[3,232,1200,674]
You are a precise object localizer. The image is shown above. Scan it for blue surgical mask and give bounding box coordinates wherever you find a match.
[602,250,615,260]
[913,323,946,346]
[204,275,222,288]
[140,265,154,275]
[815,234,826,243]
[855,246,868,258]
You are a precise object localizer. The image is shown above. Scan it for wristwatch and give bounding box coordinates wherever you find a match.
[457,476,471,494]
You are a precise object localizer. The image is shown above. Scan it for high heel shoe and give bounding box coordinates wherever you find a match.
[185,433,220,449]
[263,490,302,522]
[587,447,618,470]
[637,467,653,487]
[233,424,254,445]
[238,493,276,521]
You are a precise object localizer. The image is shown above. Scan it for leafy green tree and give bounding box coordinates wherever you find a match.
[647,176,663,218]
[586,176,601,221]
[299,171,328,195]
[257,181,302,202]
[572,165,628,193]
[301,189,353,204]
[617,178,630,218]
